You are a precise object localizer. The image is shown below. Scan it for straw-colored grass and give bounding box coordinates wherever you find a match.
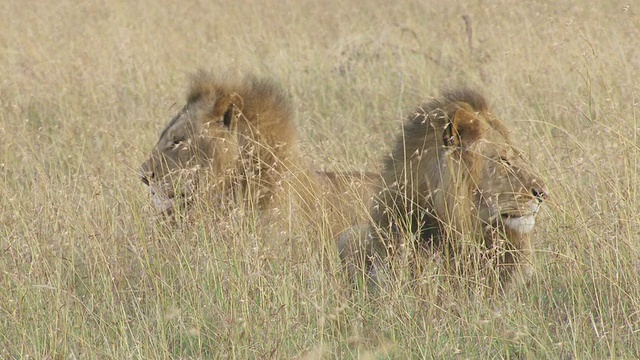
[1,0,639,358]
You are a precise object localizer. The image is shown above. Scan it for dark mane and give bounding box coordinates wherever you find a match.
[186,70,229,104]
[184,71,293,124]
[441,88,489,112]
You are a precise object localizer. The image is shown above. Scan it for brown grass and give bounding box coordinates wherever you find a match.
[1,0,639,358]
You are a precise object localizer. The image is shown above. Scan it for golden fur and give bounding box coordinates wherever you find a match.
[139,71,298,217]
[139,71,375,235]
[339,88,548,289]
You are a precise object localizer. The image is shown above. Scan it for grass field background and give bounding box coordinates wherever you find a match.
[1,0,639,358]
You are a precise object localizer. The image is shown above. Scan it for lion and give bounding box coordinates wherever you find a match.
[139,70,375,235]
[339,88,548,291]
[139,70,299,218]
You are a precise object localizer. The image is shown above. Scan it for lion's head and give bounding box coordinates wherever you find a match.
[365,88,547,286]
[139,71,296,216]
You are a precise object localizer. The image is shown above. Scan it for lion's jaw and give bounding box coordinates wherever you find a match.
[502,214,536,234]
[145,174,198,215]
[482,199,542,234]
[503,200,542,233]
[151,189,174,213]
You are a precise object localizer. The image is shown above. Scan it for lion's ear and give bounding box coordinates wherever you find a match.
[214,92,244,129]
[443,107,483,147]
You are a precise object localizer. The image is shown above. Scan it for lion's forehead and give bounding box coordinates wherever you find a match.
[160,111,198,142]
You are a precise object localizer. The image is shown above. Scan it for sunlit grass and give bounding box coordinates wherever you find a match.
[1,0,639,358]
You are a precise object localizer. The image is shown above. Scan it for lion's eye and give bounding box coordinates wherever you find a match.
[171,139,185,149]
[499,157,511,166]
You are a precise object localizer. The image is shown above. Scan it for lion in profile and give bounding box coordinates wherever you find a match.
[339,88,548,290]
[139,70,299,217]
[140,70,374,232]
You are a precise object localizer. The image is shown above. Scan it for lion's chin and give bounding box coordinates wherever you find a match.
[152,195,174,213]
[502,215,536,234]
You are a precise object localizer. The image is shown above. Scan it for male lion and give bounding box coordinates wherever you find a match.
[140,71,296,216]
[140,70,374,232]
[339,88,548,290]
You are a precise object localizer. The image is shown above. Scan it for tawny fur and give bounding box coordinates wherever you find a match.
[339,88,547,290]
[140,70,375,235]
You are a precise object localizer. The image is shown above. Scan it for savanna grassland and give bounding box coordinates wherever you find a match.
[1,0,639,358]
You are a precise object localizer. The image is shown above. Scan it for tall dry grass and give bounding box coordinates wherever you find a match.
[1,0,639,358]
